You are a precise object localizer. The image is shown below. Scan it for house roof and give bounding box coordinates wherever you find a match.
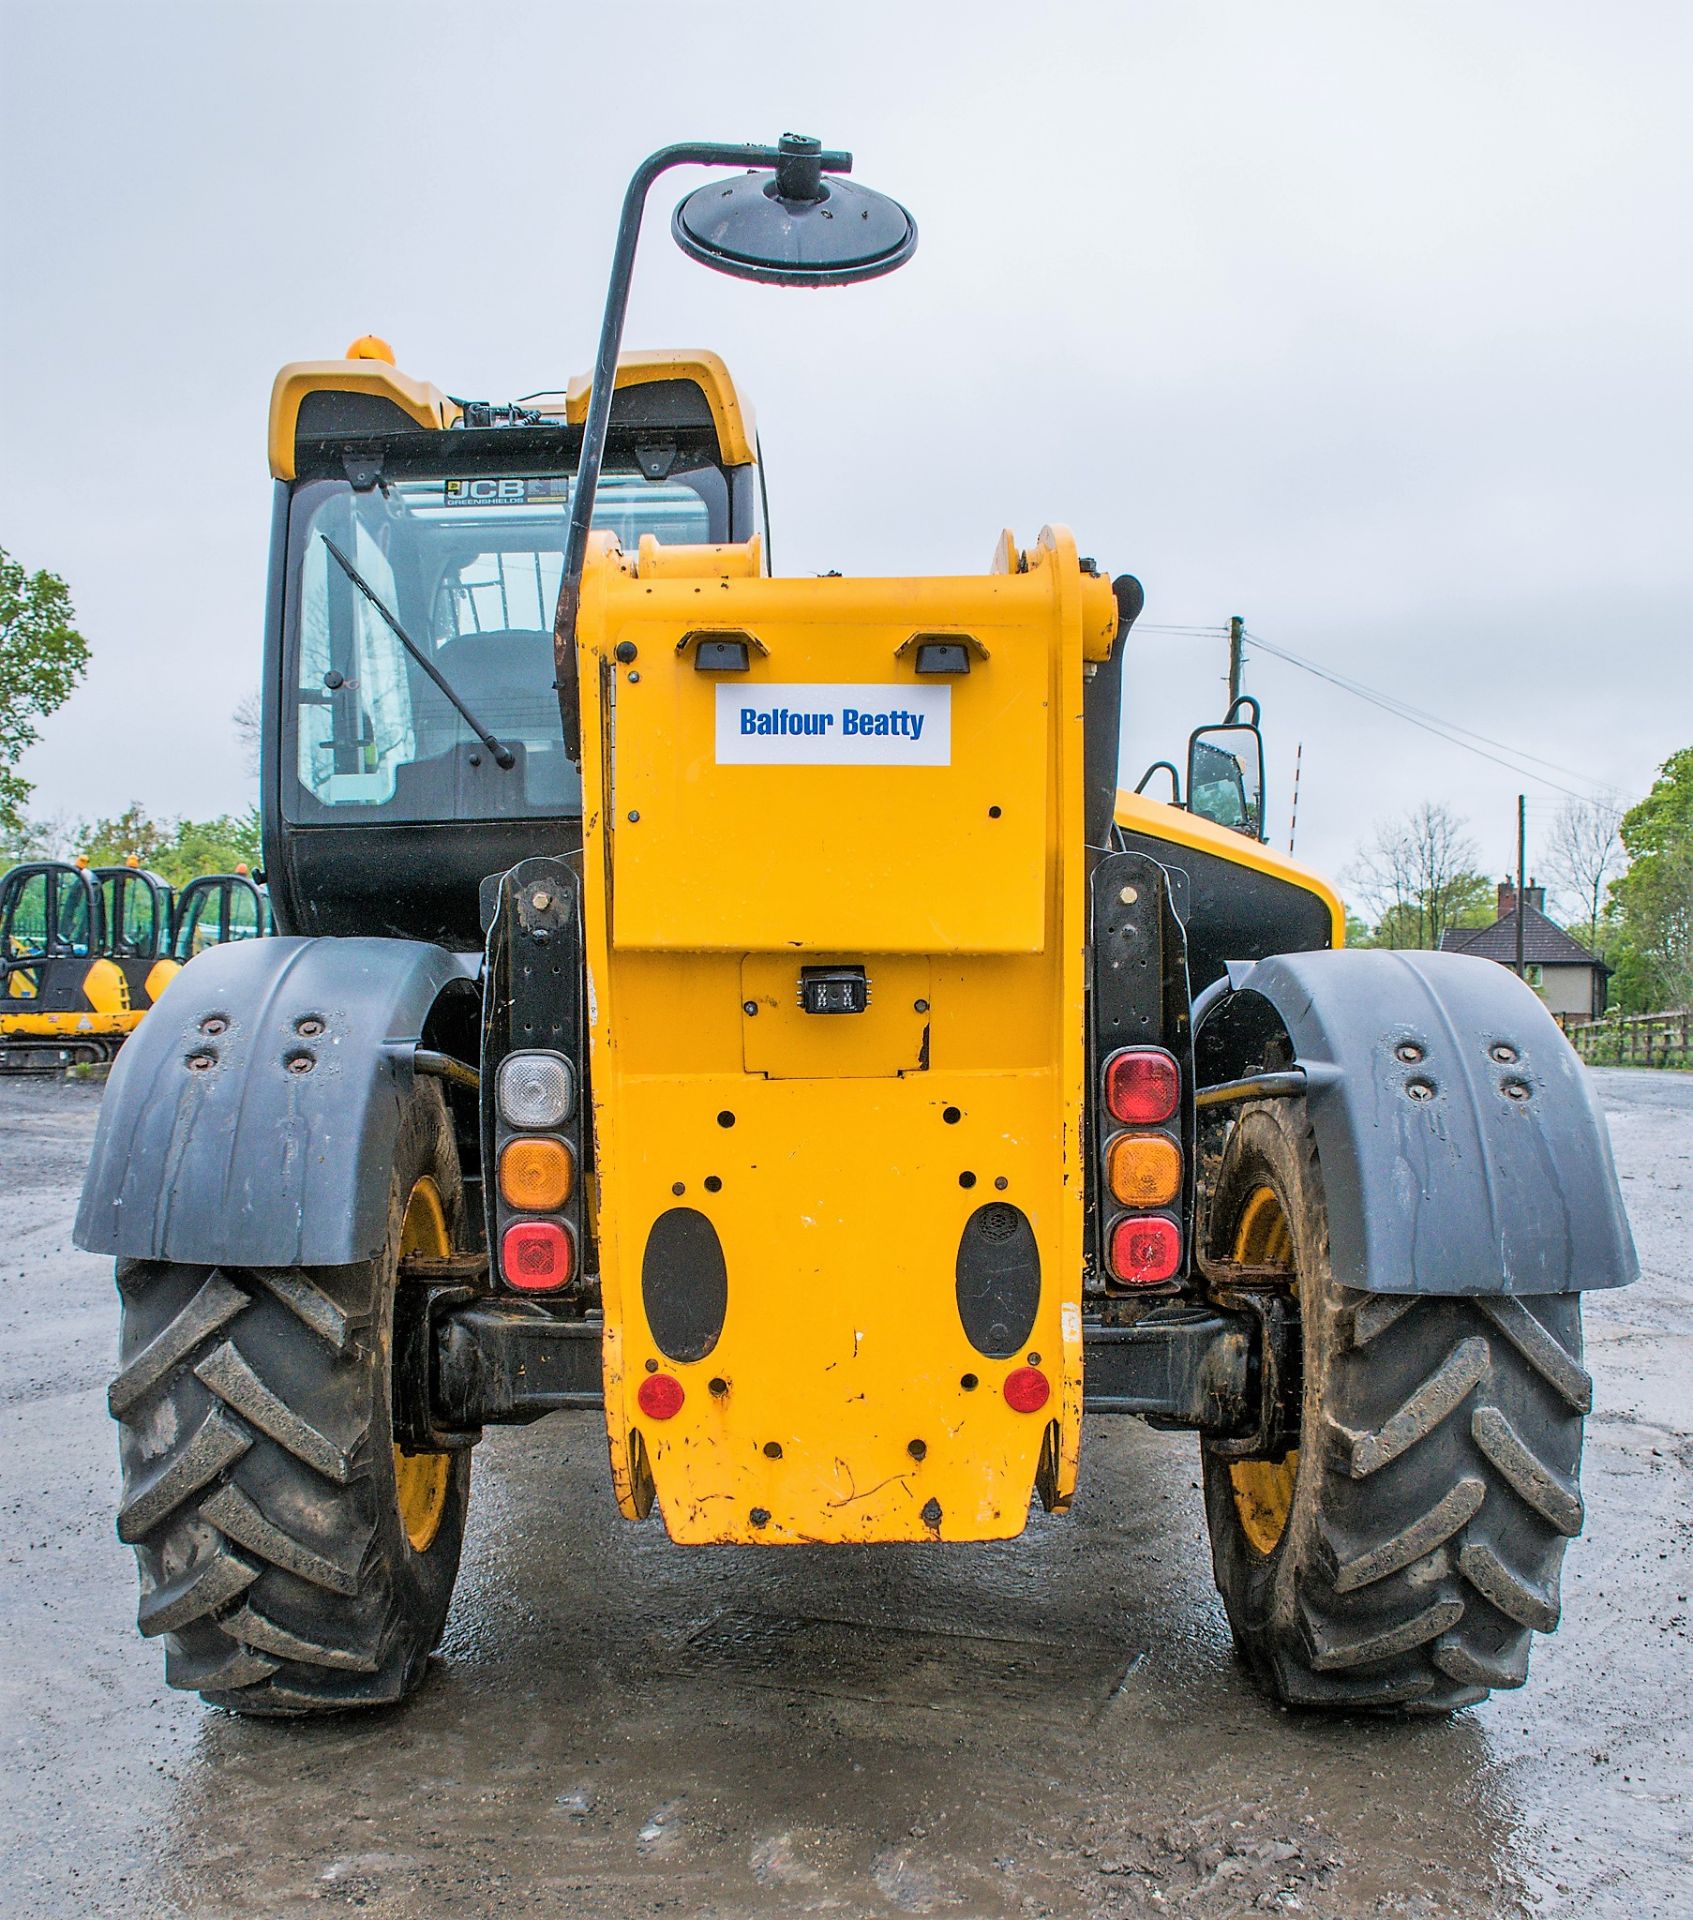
[1439,904,1610,970]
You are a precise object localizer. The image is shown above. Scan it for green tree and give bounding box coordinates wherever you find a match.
[0,547,91,837]
[1542,792,1626,957]
[79,802,175,871]
[167,809,262,884]
[1607,748,1693,1012]
[78,804,262,888]
[1343,909,1374,948]
[0,811,73,869]
[1347,804,1494,949]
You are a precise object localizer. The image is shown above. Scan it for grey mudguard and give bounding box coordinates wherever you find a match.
[1200,948,1638,1295]
[76,937,475,1267]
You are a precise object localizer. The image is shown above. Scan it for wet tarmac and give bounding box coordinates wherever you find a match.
[1,1069,1687,1918]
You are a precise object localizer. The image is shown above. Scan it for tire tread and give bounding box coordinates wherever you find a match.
[1201,1098,1587,1715]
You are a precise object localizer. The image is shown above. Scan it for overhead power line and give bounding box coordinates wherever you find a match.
[1238,627,1606,804]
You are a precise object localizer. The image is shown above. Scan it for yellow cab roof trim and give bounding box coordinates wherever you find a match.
[268,361,461,481]
[270,349,754,481]
[1113,788,1347,948]
[564,350,755,467]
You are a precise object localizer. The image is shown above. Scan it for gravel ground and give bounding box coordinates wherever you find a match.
[0,1066,1687,1918]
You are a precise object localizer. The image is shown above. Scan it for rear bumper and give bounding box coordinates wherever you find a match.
[420,1298,1259,1446]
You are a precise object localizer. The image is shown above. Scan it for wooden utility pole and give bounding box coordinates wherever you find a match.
[1228,615,1245,708]
[1515,794,1527,979]
[1288,741,1303,853]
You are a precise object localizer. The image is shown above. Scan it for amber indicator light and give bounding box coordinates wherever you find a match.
[1107,1133,1182,1208]
[499,1136,574,1212]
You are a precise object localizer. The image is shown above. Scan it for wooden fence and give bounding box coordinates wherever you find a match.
[1564,1009,1692,1070]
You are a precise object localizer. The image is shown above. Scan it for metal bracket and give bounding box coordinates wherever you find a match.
[433,1301,605,1427]
[393,1253,490,1452]
[1082,1305,1254,1434]
[671,629,763,668]
[1202,1287,1299,1462]
[894,630,989,667]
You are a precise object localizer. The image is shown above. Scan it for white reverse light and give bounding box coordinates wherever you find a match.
[496,1051,575,1129]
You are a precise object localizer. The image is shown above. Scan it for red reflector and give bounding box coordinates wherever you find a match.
[1003,1365,1050,1413]
[1109,1214,1182,1286]
[501,1220,573,1292]
[1104,1047,1180,1125]
[637,1373,685,1420]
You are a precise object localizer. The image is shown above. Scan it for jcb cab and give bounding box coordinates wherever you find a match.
[80,136,1634,1717]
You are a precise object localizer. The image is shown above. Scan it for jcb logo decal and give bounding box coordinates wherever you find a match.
[445,478,527,506]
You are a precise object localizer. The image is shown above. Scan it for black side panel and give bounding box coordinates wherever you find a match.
[481,855,590,1285]
[955,1203,1041,1359]
[0,962,96,1014]
[1119,829,1332,993]
[642,1208,729,1363]
[1089,850,1195,1285]
[296,389,430,442]
[276,819,583,950]
[74,935,472,1265]
[607,378,714,432]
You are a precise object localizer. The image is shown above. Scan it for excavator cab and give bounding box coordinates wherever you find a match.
[169,871,272,963]
[95,864,176,1008]
[0,860,137,1069]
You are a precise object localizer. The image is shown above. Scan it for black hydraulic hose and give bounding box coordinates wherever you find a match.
[414,1048,480,1092]
[1193,1069,1307,1109]
[320,535,515,770]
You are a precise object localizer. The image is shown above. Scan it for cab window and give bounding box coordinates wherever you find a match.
[4,871,50,961]
[172,885,223,962]
[226,885,262,942]
[104,876,160,959]
[56,878,92,954]
[285,466,717,824]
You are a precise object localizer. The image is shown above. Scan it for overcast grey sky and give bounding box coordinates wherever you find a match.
[2,0,1687,897]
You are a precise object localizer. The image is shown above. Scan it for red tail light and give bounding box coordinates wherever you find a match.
[501,1220,574,1292]
[1003,1366,1051,1413]
[637,1373,685,1420]
[1109,1214,1182,1286]
[1104,1047,1180,1125]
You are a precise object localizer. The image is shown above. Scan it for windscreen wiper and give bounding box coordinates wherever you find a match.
[319,535,516,770]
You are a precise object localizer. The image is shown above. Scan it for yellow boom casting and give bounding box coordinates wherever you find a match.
[579,527,1118,1542]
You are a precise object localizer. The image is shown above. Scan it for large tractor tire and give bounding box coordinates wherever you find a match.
[1200,1099,1590,1712]
[108,1080,471,1714]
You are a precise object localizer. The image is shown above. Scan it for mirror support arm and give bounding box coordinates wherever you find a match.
[553,139,852,756]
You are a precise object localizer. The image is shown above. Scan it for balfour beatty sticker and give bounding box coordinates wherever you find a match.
[714,684,951,766]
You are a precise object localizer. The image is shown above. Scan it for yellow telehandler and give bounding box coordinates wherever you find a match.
[78,136,1635,1716]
